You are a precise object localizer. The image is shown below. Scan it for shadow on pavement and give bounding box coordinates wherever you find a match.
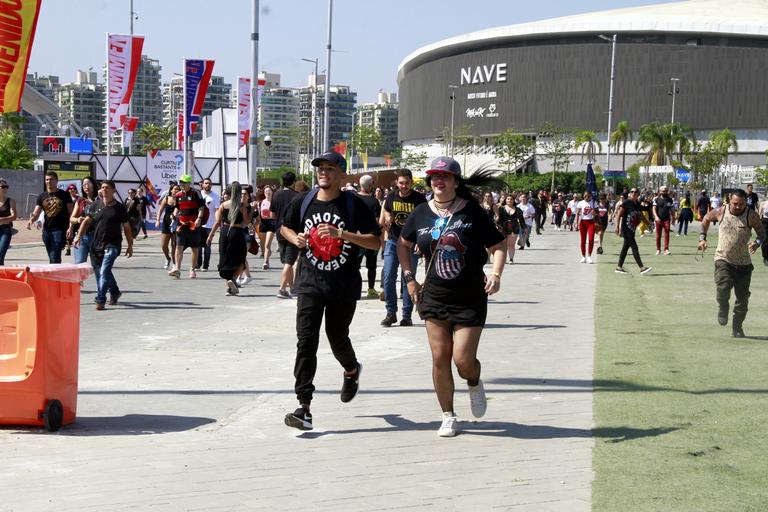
[486,377,768,395]
[488,300,541,305]
[119,301,214,310]
[296,414,677,442]
[64,414,216,436]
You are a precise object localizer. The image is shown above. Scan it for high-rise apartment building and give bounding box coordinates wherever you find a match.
[57,71,105,149]
[298,74,356,155]
[22,73,60,153]
[355,91,399,155]
[259,78,299,169]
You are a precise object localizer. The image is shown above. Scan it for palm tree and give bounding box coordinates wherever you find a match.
[610,120,633,171]
[669,123,696,164]
[709,128,738,164]
[575,130,602,163]
[137,123,175,152]
[638,121,675,166]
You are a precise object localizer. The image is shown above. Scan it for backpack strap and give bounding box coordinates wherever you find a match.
[299,188,320,225]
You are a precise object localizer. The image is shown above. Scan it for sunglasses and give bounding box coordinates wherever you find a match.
[430,216,448,240]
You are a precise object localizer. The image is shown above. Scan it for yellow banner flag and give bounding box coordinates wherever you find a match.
[0,0,42,113]
[363,151,368,172]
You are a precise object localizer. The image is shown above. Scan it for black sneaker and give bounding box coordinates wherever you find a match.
[380,313,397,327]
[108,291,122,305]
[284,407,313,430]
[597,246,603,255]
[340,362,362,403]
[400,317,413,327]
[732,326,745,338]
[717,305,728,326]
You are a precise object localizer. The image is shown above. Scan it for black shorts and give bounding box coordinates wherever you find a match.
[418,293,488,327]
[259,219,276,233]
[278,239,299,265]
[176,226,201,249]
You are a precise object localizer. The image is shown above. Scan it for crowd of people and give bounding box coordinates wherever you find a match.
[1,162,766,436]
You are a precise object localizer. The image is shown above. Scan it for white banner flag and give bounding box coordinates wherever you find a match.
[107,34,144,135]
[237,77,251,149]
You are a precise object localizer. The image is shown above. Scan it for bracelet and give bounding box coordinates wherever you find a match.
[490,272,501,279]
[403,270,415,283]
[699,233,707,241]
[338,227,344,239]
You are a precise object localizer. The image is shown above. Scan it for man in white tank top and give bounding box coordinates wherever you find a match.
[698,189,765,338]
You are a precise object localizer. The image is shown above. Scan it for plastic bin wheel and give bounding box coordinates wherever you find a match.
[43,400,63,432]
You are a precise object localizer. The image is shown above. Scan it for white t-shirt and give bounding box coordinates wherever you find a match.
[710,196,722,209]
[567,199,579,214]
[518,203,535,226]
[202,190,221,229]
[576,200,595,220]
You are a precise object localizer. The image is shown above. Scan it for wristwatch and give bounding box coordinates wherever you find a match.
[403,271,415,283]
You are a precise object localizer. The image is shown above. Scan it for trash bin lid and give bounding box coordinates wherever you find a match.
[1,263,93,282]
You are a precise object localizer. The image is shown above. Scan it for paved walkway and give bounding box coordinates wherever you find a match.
[1,227,595,511]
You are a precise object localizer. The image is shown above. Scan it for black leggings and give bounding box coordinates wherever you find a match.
[618,230,644,268]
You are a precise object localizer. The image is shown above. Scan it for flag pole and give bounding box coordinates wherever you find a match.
[183,57,188,177]
[106,32,111,180]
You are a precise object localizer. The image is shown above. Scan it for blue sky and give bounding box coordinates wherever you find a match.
[29,0,674,103]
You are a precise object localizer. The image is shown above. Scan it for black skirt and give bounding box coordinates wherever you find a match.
[218,226,247,280]
[418,290,488,327]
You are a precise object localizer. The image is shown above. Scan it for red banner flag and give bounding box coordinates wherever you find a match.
[0,0,42,113]
[122,116,138,150]
[176,113,184,151]
[107,34,144,134]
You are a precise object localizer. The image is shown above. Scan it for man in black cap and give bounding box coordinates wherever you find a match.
[280,151,381,430]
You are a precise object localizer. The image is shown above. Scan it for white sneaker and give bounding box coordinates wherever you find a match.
[655,250,661,255]
[240,276,253,286]
[468,380,487,418]
[586,256,593,264]
[437,412,458,437]
[579,257,586,263]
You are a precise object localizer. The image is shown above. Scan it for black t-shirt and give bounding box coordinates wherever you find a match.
[401,201,504,306]
[653,194,674,221]
[36,189,72,231]
[90,200,129,252]
[383,190,426,240]
[529,196,542,213]
[270,187,299,242]
[697,196,710,212]
[139,196,151,217]
[125,196,142,219]
[620,199,644,233]
[357,193,381,220]
[747,192,759,211]
[552,199,565,215]
[283,191,381,297]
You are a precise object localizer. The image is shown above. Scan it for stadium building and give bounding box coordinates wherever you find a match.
[397,0,768,175]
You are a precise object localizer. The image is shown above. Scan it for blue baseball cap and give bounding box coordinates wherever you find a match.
[311,151,347,172]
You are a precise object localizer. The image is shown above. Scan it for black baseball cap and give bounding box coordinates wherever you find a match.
[311,151,347,172]
[426,156,461,176]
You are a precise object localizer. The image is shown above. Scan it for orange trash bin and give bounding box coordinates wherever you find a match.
[0,264,92,431]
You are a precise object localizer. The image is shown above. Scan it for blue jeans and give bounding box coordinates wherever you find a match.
[91,245,121,305]
[42,229,66,263]
[383,238,419,318]
[0,226,11,265]
[73,232,92,264]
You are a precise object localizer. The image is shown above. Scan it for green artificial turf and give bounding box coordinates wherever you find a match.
[592,228,768,511]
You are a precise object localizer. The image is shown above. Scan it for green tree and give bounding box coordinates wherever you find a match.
[637,121,672,165]
[350,125,382,156]
[138,123,175,152]
[494,128,535,175]
[0,127,34,169]
[686,141,725,183]
[399,147,428,172]
[0,112,24,131]
[708,128,738,165]
[538,123,575,192]
[669,123,696,163]
[610,120,633,171]
[575,130,602,163]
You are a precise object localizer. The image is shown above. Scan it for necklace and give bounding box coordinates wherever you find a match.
[434,195,456,204]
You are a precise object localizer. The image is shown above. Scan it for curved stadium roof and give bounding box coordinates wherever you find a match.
[398,0,768,79]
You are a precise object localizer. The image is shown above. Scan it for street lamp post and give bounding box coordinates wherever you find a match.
[301,58,319,167]
[670,77,680,123]
[599,34,617,189]
[322,0,333,152]
[448,85,458,157]
[248,0,260,187]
